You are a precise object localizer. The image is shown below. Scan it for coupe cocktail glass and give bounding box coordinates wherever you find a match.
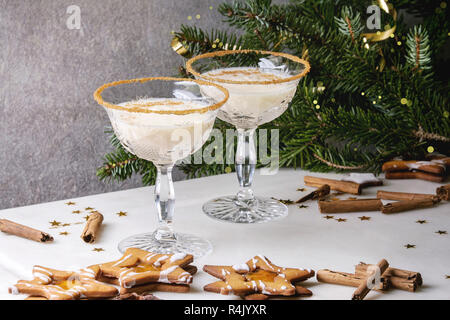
[187,50,310,224]
[94,77,228,257]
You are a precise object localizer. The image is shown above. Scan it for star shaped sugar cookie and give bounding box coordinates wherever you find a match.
[203,255,314,299]
[9,265,117,300]
[95,248,194,290]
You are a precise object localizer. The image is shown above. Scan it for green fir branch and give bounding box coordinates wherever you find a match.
[406,25,432,71]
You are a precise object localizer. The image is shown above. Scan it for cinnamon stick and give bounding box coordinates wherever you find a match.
[304,176,361,195]
[436,184,450,201]
[0,219,53,243]
[377,190,440,202]
[387,276,419,292]
[317,269,388,290]
[318,199,382,213]
[355,263,422,285]
[385,171,444,183]
[355,263,422,292]
[352,259,389,300]
[382,160,446,175]
[80,212,104,243]
[381,199,437,214]
[296,184,330,203]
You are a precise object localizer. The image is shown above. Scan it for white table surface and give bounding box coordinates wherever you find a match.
[1,169,449,300]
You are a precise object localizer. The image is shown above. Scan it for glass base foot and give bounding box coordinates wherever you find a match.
[118,232,213,259]
[202,196,288,224]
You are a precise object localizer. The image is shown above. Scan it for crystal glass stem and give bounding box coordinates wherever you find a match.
[235,128,256,206]
[154,165,176,242]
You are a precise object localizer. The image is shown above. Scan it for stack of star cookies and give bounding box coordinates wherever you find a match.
[382,157,450,182]
[8,248,197,300]
[203,255,315,300]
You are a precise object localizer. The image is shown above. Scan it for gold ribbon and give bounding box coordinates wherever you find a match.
[171,37,189,57]
[362,0,397,42]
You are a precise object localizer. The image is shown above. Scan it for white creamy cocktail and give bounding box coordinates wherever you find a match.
[187,50,310,224]
[110,98,216,165]
[202,67,297,129]
[94,77,229,257]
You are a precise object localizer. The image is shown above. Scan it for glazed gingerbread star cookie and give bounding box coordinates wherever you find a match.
[95,248,195,294]
[9,265,118,300]
[203,255,315,300]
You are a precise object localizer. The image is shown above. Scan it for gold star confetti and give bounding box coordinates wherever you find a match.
[297,188,306,192]
[72,210,81,214]
[49,220,61,227]
[323,215,334,220]
[347,197,358,200]
[436,230,447,235]
[85,207,94,211]
[404,244,416,249]
[272,198,294,205]
[66,202,76,206]
[83,215,90,221]
[416,220,427,224]
[59,232,69,236]
[359,216,371,221]
[298,205,309,209]
[62,223,71,227]
[93,248,104,252]
[336,218,347,223]
[116,211,128,217]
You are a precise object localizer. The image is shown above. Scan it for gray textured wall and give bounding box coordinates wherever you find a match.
[0,0,287,210]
